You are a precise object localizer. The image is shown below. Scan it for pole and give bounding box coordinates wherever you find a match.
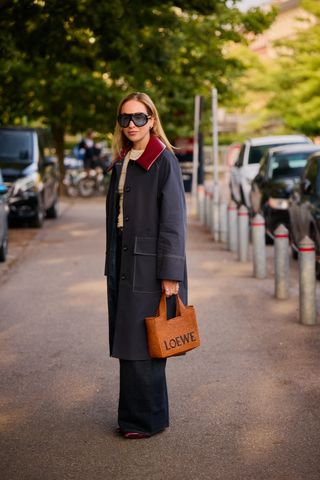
[211,88,220,241]
[192,95,201,214]
[212,88,219,187]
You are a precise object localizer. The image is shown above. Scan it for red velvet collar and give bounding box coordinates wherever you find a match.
[113,136,166,172]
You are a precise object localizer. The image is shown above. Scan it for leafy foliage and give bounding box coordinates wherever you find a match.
[267,10,320,136]
[0,0,274,164]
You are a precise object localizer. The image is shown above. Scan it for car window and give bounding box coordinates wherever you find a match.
[248,146,267,165]
[0,130,33,163]
[248,142,308,166]
[269,151,313,179]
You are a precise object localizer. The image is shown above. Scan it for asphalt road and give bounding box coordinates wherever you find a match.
[1,197,320,480]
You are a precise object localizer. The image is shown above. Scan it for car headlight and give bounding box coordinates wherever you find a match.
[268,197,289,210]
[12,173,39,196]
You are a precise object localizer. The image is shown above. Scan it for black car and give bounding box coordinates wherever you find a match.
[0,127,59,227]
[0,169,8,261]
[250,144,320,235]
[289,151,320,275]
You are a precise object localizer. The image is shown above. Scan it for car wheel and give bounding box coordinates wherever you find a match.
[265,231,274,245]
[0,229,8,262]
[31,199,45,228]
[46,198,59,219]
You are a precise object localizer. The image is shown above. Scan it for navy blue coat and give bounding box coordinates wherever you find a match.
[105,136,188,360]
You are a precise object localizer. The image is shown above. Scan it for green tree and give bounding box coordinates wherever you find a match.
[0,0,274,177]
[266,0,320,136]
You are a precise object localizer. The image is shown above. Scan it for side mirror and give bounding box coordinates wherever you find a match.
[0,184,8,195]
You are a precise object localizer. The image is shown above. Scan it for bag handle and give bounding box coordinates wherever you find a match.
[158,292,186,319]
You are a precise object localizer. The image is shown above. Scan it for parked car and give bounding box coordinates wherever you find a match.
[289,151,320,276]
[250,144,320,236]
[0,127,59,228]
[230,135,312,208]
[0,169,8,262]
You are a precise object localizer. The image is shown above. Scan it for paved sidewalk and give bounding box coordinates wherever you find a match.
[1,198,320,480]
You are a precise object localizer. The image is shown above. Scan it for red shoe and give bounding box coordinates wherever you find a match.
[123,431,150,439]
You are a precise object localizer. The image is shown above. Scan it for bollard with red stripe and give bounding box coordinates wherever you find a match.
[299,236,317,325]
[274,224,289,299]
[238,205,249,262]
[252,214,267,279]
[228,201,238,252]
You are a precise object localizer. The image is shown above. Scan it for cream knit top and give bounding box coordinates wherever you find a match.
[117,149,144,228]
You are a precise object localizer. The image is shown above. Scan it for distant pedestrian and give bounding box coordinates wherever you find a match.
[105,92,187,439]
[78,129,100,169]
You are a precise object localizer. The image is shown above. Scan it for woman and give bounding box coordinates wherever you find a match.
[105,92,187,439]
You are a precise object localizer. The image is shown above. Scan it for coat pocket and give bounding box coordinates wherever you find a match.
[133,236,161,294]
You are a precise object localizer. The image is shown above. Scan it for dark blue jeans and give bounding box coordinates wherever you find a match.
[118,358,169,435]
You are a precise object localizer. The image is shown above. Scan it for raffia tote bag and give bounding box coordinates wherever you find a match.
[145,293,200,358]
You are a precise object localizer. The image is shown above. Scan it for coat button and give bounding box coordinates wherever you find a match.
[125,186,131,192]
[123,245,128,251]
[121,274,127,280]
[125,216,129,222]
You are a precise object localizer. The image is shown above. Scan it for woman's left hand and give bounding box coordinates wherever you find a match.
[162,280,179,297]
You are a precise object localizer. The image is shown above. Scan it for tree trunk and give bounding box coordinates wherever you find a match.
[52,125,65,195]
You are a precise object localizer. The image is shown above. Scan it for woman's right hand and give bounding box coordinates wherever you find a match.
[162,280,179,297]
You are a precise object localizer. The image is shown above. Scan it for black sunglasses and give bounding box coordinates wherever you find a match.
[117,112,151,128]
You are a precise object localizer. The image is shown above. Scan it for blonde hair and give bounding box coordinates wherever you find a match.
[112,92,173,161]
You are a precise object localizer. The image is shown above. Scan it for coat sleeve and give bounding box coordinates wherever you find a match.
[157,151,186,282]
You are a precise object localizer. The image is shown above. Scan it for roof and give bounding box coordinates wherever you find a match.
[268,144,320,156]
[248,135,311,146]
[0,127,39,132]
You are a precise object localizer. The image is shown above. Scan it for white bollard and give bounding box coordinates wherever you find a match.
[299,236,317,325]
[252,214,267,279]
[238,205,249,262]
[212,186,220,242]
[219,201,228,244]
[198,185,205,225]
[208,192,213,233]
[205,190,211,229]
[228,201,238,252]
[274,224,289,299]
